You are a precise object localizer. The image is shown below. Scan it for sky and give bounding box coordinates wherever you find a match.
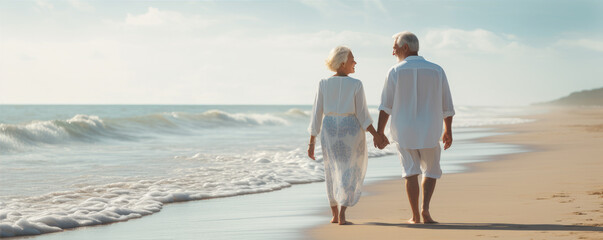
[0,0,601,106]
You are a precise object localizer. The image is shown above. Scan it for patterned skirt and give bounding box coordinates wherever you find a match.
[320,114,368,207]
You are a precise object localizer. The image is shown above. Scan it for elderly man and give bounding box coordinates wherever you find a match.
[377,31,455,224]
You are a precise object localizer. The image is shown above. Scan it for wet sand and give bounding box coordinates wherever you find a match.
[308,107,603,240]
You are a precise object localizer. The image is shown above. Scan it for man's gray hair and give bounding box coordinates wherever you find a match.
[392,31,419,52]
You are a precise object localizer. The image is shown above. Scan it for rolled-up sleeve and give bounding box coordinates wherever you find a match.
[441,69,455,118]
[378,69,396,115]
[354,81,373,131]
[308,80,324,136]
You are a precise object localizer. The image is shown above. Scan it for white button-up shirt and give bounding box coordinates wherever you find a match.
[379,56,455,149]
[309,76,373,136]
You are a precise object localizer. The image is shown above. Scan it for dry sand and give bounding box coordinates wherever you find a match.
[308,107,603,240]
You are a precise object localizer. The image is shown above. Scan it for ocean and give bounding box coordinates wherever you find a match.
[0,105,533,238]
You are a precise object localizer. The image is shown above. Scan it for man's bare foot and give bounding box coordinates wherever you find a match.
[407,217,420,224]
[331,216,338,223]
[338,212,353,225]
[421,210,438,224]
[338,213,353,225]
[338,206,349,225]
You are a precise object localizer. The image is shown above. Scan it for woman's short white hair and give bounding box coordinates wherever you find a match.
[393,31,419,52]
[325,46,351,72]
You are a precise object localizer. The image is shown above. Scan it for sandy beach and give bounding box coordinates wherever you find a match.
[308,106,603,240]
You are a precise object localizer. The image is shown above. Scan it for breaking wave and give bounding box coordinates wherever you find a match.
[0,110,293,152]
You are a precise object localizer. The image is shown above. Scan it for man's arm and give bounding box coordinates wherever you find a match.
[376,110,390,149]
[377,69,395,149]
[377,110,389,134]
[442,116,453,150]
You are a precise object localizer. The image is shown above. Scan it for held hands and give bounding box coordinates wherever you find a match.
[373,133,390,150]
[308,130,390,160]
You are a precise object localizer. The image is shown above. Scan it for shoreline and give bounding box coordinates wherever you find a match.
[4,106,581,239]
[6,124,516,239]
[308,106,603,239]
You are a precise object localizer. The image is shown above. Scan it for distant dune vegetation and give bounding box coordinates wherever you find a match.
[537,87,603,106]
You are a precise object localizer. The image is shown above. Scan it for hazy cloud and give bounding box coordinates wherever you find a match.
[424,28,525,54]
[125,7,215,28]
[35,0,54,10]
[299,0,389,18]
[555,38,603,52]
[68,0,94,11]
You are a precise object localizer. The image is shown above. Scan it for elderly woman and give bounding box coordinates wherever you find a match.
[308,46,387,225]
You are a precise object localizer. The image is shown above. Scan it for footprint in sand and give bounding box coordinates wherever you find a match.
[587,190,603,198]
[552,193,576,203]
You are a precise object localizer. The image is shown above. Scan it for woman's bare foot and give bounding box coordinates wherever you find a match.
[338,206,348,225]
[330,206,339,223]
[421,210,438,224]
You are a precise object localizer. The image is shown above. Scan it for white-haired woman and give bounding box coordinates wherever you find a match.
[308,46,388,225]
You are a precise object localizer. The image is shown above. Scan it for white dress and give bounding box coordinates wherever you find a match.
[308,76,373,207]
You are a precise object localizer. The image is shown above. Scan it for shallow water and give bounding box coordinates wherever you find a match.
[0,105,533,238]
[24,128,526,240]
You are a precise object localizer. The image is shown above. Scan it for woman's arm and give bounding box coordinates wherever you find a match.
[308,81,324,137]
[308,81,323,160]
[354,82,373,131]
[308,135,316,160]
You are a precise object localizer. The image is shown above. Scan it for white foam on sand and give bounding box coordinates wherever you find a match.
[0,134,399,238]
[0,148,325,238]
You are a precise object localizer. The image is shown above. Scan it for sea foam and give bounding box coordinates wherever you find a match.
[0,148,325,238]
[0,132,397,237]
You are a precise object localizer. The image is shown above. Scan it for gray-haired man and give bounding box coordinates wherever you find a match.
[377,31,455,224]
